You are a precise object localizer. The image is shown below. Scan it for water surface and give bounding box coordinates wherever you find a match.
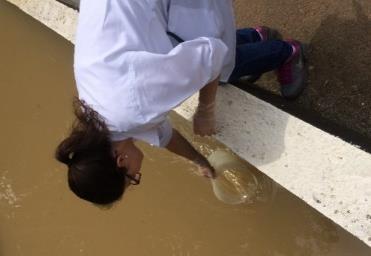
[1,1,370,255]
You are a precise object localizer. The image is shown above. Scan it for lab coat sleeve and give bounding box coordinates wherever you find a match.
[127,37,228,123]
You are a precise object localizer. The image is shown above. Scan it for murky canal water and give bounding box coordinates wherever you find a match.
[1,1,370,255]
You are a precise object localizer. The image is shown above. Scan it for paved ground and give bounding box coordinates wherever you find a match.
[234,0,371,150]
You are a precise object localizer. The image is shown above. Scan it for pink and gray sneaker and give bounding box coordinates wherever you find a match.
[276,40,307,99]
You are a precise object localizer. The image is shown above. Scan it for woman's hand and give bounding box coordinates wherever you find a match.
[193,156,216,178]
[166,129,216,179]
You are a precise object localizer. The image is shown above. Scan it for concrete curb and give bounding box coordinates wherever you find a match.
[176,87,371,246]
[6,0,78,43]
[6,0,371,246]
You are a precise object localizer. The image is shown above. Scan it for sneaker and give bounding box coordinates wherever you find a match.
[276,40,306,99]
[245,26,282,83]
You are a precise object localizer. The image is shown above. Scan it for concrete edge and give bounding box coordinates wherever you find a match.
[6,0,78,43]
[6,0,371,246]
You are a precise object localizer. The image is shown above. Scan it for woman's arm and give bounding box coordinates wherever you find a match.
[165,129,215,178]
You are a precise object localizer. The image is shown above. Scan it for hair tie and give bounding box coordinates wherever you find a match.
[67,152,75,166]
[68,152,75,160]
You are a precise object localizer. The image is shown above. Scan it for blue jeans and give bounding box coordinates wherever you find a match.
[228,28,292,83]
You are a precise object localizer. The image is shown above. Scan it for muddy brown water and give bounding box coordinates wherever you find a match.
[1,1,370,255]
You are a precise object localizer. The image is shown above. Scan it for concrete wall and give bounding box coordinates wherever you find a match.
[6,0,371,246]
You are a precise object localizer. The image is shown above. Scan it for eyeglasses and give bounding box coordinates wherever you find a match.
[124,172,142,185]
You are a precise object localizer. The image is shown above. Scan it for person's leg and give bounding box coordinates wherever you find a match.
[230,38,307,99]
[236,27,281,45]
[229,40,292,82]
[236,28,262,45]
[230,27,284,83]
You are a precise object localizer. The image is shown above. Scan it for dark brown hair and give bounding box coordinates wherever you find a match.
[55,98,126,205]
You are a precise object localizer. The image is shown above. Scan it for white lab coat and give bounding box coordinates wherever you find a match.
[74,0,236,146]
